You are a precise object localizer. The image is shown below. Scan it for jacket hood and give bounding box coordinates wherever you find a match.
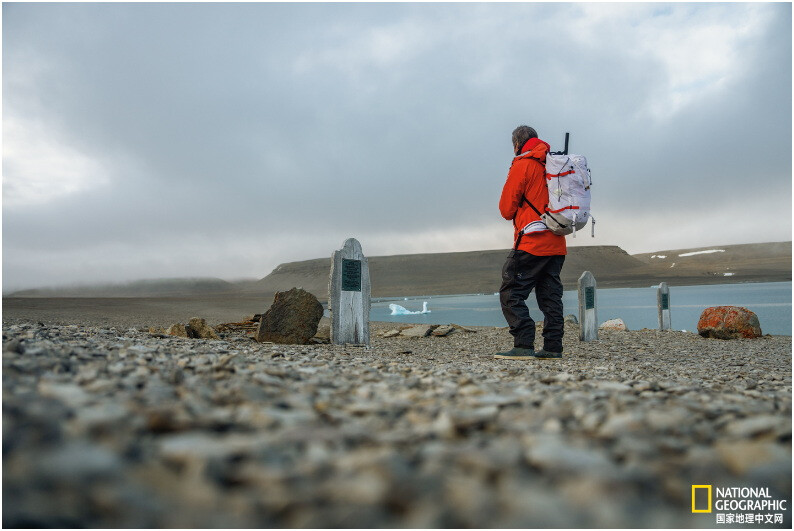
[515,137,550,160]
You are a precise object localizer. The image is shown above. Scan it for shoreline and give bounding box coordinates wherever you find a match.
[375,278,792,298]
[3,279,790,335]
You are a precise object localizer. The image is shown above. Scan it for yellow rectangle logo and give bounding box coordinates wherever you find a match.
[692,485,712,513]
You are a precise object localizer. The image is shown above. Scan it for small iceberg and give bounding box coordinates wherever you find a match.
[389,301,430,315]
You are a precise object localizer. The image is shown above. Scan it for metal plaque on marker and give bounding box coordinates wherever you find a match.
[585,286,595,310]
[341,259,362,292]
[660,293,670,311]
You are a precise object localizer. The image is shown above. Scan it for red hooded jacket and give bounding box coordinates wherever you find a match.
[499,138,567,256]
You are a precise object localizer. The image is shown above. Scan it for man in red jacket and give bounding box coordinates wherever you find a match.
[495,125,567,360]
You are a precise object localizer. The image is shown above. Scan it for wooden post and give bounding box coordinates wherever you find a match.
[578,271,598,341]
[329,238,370,345]
[657,282,671,331]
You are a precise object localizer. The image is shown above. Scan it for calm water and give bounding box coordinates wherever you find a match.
[370,282,792,336]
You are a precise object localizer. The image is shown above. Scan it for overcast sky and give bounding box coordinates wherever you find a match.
[3,2,791,292]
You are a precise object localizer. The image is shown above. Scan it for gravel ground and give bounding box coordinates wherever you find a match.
[2,319,791,528]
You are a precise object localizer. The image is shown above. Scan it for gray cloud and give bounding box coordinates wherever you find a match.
[3,3,791,291]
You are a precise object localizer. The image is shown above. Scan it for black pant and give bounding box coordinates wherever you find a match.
[499,250,565,352]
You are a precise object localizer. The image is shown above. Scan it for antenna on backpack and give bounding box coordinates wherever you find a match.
[550,132,570,156]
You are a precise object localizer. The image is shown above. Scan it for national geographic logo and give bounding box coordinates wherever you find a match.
[692,485,712,513]
[692,485,789,525]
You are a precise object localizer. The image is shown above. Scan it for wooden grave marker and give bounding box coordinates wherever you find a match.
[578,271,598,341]
[657,282,671,331]
[329,238,370,345]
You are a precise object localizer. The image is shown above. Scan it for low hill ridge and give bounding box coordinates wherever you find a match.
[256,242,791,299]
[256,246,649,298]
[8,277,239,298]
[7,242,789,299]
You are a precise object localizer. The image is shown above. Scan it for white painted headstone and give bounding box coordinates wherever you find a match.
[657,282,671,330]
[578,271,598,341]
[329,238,370,345]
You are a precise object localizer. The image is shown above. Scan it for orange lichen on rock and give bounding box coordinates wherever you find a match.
[697,306,762,339]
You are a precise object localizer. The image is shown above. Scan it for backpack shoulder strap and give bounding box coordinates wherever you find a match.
[517,154,547,217]
[519,194,544,218]
[514,195,547,251]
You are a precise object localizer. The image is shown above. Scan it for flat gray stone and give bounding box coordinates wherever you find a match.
[591,380,632,392]
[525,434,615,476]
[37,382,92,408]
[401,325,435,338]
[38,442,123,480]
[431,325,456,337]
[725,415,785,438]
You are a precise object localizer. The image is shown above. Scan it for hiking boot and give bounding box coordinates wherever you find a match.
[494,347,535,360]
[533,349,562,359]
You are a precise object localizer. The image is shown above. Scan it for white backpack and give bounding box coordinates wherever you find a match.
[518,143,595,240]
[541,153,594,237]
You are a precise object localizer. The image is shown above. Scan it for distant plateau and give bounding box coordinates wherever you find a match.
[6,242,791,300]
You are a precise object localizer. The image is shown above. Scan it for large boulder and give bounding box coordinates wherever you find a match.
[256,288,324,344]
[697,306,762,339]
